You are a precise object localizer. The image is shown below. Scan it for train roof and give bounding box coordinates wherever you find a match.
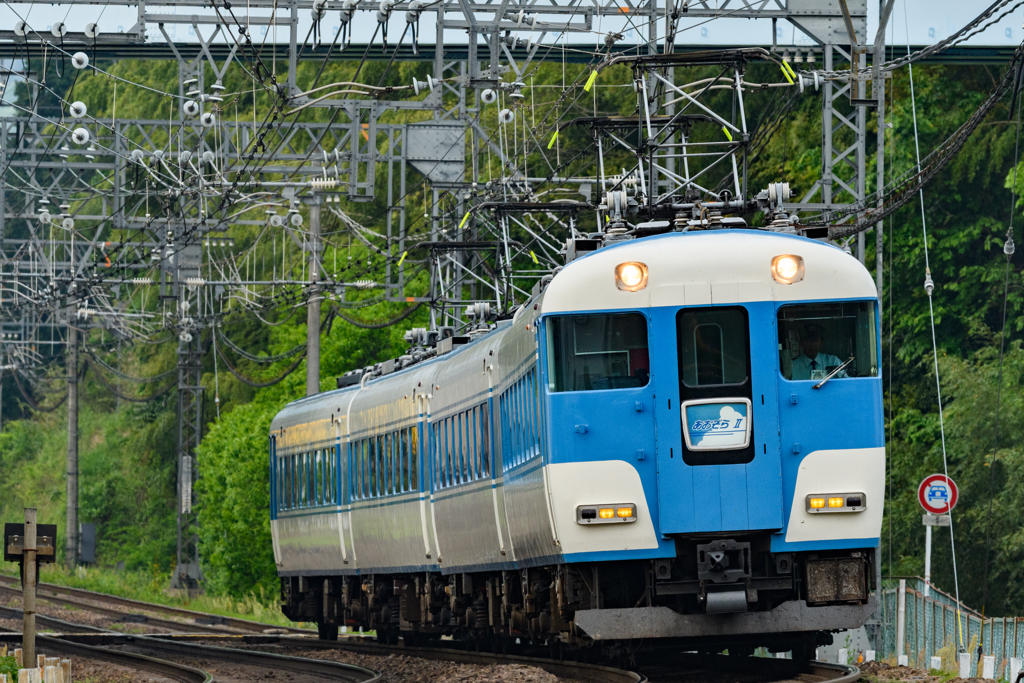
[541,229,877,314]
[270,318,516,433]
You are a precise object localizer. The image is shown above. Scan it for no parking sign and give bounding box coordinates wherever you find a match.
[918,474,959,515]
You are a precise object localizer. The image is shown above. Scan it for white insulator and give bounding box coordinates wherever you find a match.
[199,111,216,128]
[290,213,304,227]
[71,128,90,145]
[480,89,497,105]
[39,211,51,225]
[13,22,27,37]
[270,215,284,227]
[412,77,427,95]
[84,23,98,38]
[202,150,215,164]
[310,178,338,189]
[185,277,205,288]
[131,277,152,285]
[179,150,192,164]
[62,217,75,230]
[406,1,423,21]
[353,279,375,289]
[498,108,514,124]
[426,75,438,92]
[71,52,89,70]
[51,22,67,38]
[69,101,87,119]
[311,0,327,20]
[130,149,145,163]
[182,100,200,117]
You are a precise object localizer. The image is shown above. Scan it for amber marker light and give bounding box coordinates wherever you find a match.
[771,254,805,284]
[617,507,634,518]
[599,508,615,519]
[615,262,648,291]
[809,497,826,509]
[828,497,844,508]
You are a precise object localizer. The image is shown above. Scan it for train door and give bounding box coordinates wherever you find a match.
[332,420,349,565]
[416,394,436,560]
[655,304,783,533]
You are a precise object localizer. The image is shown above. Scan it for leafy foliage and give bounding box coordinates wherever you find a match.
[1,56,1024,619]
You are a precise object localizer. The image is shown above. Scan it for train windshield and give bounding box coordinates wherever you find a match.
[546,312,650,392]
[777,301,878,381]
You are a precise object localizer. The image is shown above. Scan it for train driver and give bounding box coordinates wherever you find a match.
[791,324,847,381]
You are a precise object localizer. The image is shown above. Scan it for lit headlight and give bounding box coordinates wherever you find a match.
[615,262,648,291]
[771,254,804,284]
[577,503,637,524]
[806,493,865,513]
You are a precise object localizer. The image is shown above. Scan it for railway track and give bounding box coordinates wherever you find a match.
[0,612,379,683]
[0,584,859,683]
[0,575,312,635]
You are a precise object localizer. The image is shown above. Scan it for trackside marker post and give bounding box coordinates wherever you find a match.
[23,508,35,666]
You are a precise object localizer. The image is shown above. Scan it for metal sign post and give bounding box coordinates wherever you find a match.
[918,475,959,597]
[4,511,57,663]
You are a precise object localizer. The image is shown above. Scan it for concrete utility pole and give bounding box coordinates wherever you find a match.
[22,507,36,665]
[306,200,321,397]
[66,324,78,569]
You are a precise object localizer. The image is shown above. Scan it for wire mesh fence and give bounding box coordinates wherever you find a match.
[874,577,1024,679]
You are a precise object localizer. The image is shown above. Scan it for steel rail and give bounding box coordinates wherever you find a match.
[0,612,380,683]
[0,575,313,634]
[33,634,213,683]
[0,583,245,635]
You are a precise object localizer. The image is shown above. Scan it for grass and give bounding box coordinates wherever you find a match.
[5,565,312,629]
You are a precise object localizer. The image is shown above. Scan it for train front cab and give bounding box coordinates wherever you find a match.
[540,290,882,649]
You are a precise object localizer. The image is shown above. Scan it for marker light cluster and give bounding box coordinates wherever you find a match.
[805,493,866,514]
[615,262,648,291]
[577,504,637,524]
[771,254,805,284]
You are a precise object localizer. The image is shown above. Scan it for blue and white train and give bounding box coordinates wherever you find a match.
[269,228,883,657]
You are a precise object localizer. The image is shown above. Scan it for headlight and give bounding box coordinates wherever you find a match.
[806,493,865,513]
[771,254,804,284]
[577,503,637,524]
[615,262,648,291]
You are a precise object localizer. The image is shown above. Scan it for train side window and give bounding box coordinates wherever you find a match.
[315,449,323,505]
[547,313,650,392]
[407,428,415,491]
[283,455,291,510]
[777,301,878,381]
[352,442,360,500]
[479,405,490,477]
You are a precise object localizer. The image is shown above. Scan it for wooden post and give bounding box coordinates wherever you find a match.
[60,660,70,683]
[15,649,23,667]
[22,508,36,666]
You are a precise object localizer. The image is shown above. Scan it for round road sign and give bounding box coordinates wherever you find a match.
[918,474,958,515]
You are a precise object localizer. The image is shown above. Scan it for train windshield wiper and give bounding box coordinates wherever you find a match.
[812,356,855,390]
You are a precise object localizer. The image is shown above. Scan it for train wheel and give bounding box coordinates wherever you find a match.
[317,621,339,641]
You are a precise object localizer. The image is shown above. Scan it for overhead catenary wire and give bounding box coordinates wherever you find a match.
[903,1,965,646]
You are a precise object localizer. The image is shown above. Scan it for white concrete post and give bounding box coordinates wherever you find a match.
[899,655,909,666]
[983,655,995,679]
[930,656,942,670]
[839,649,848,665]
[1010,657,1022,683]
[865,650,876,662]
[960,652,971,679]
